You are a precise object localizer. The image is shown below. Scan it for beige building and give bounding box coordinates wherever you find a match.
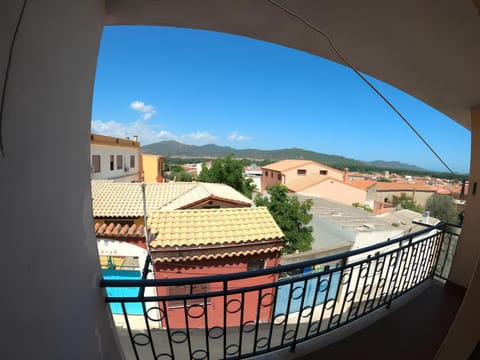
[261,159,344,191]
[288,176,376,208]
[90,133,141,182]
[261,160,376,207]
[376,182,437,207]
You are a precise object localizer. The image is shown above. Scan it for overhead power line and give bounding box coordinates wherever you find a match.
[266,0,457,175]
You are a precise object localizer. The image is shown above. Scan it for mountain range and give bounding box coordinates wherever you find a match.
[142,141,427,172]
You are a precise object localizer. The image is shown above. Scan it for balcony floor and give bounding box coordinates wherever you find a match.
[290,280,465,360]
[114,280,465,359]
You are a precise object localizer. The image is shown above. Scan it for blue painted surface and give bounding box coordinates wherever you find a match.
[102,269,143,315]
[274,270,341,316]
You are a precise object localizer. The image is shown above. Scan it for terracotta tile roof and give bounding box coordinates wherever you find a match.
[94,222,146,238]
[376,182,436,192]
[436,188,452,195]
[262,159,313,172]
[91,181,252,217]
[261,159,343,174]
[346,180,377,190]
[151,244,283,263]
[347,172,367,178]
[148,207,284,248]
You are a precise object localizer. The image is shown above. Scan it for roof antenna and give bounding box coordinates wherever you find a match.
[141,182,152,253]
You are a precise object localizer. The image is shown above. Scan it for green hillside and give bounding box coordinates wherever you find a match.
[142,140,467,180]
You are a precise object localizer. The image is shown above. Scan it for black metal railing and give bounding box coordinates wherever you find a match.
[101,223,460,360]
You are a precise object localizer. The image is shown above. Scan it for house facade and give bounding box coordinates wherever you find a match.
[90,133,141,182]
[375,182,437,207]
[148,207,284,328]
[288,176,377,208]
[261,160,344,191]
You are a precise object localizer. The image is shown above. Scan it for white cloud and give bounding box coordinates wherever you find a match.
[93,100,218,145]
[183,132,217,142]
[227,131,252,141]
[130,100,157,120]
[91,120,217,145]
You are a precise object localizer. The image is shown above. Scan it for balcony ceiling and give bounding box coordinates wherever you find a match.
[105,0,480,130]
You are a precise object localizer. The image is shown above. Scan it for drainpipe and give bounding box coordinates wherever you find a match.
[141,182,151,252]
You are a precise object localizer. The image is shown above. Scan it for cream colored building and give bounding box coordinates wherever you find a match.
[90,133,140,182]
[261,159,345,191]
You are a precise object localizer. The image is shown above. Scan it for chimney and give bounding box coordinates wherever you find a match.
[422,210,430,224]
[343,167,349,182]
[133,135,139,142]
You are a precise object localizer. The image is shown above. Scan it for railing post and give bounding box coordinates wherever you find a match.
[431,223,447,279]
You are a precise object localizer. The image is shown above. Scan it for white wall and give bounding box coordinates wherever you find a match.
[0,1,122,358]
[91,143,140,182]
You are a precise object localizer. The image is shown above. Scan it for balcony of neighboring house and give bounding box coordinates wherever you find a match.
[101,223,462,359]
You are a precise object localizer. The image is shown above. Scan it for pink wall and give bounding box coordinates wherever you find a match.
[282,164,343,184]
[154,253,280,328]
[261,163,344,192]
[299,179,367,205]
[261,169,283,191]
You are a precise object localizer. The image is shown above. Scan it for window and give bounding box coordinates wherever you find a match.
[116,155,123,169]
[277,174,282,181]
[320,170,328,175]
[297,169,307,175]
[130,155,135,168]
[110,155,114,171]
[91,155,101,173]
[271,172,273,178]
[168,284,209,308]
[265,171,269,176]
[247,260,265,271]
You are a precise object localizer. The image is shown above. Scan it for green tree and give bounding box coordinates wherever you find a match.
[392,193,423,212]
[425,194,459,224]
[352,202,373,212]
[198,154,256,198]
[255,184,314,254]
[165,165,194,182]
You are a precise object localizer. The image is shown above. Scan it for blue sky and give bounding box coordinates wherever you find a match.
[92,26,471,173]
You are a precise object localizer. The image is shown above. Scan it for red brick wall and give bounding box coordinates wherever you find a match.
[154,253,280,329]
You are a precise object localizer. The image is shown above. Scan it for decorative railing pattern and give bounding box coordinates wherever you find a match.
[101,223,460,360]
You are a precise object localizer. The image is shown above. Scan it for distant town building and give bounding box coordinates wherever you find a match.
[261,159,344,191]
[262,160,375,207]
[375,182,437,207]
[244,164,262,192]
[90,133,141,182]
